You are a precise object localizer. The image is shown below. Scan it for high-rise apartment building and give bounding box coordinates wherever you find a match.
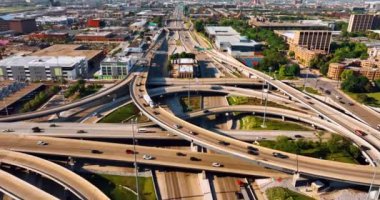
[348,14,374,33]
[292,30,332,52]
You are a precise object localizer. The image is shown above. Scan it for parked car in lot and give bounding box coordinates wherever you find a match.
[355,130,367,137]
[212,162,223,167]
[143,154,154,160]
[272,152,289,159]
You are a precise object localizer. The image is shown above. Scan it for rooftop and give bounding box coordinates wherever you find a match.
[76,31,112,37]
[205,26,240,36]
[216,35,259,47]
[0,56,86,68]
[32,45,102,61]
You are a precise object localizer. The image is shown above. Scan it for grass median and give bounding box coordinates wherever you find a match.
[99,104,149,123]
[266,187,314,200]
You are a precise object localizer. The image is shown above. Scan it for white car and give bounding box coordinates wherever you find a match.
[143,154,154,160]
[2,129,14,133]
[37,141,48,146]
[212,162,222,167]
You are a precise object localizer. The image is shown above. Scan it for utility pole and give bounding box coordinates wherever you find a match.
[131,118,140,200]
[261,84,269,128]
[366,159,379,200]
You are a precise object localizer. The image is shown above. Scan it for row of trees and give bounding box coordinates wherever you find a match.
[340,70,380,93]
[64,79,102,99]
[261,135,361,162]
[310,42,369,76]
[21,86,60,113]
[169,52,196,60]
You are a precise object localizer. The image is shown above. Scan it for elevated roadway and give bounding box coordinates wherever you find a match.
[0,150,108,200]
[0,168,58,200]
[131,65,380,186]
[147,77,262,86]
[0,134,288,178]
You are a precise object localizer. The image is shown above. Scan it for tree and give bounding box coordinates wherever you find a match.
[194,20,204,32]
[289,51,295,58]
[340,69,354,81]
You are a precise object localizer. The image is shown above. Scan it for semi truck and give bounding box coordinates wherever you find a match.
[143,94,156,108]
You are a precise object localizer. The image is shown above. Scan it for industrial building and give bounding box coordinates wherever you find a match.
[99,57,136,79]
[205,26,240,39]
[215,35,262,57]
[0,56,87,81]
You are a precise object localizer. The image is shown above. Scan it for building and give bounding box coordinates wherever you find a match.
[250,18,332,30]
[29,31,69,41]
[290,44,325,67]
[35,16,74,26]
[125,39,145,53]
[0,56,87,81]
[8,18,37,34]
[205,26,240,39]
[292,30,332,52]
[356,67,380,80]
[327,63,345,80]
[348,14,374,33]
[215,35,262,57]
[171,58,198,78]
[75,32,124,42]
[31,44,104,70]
[99,57,136,79]
[87,18,103,28]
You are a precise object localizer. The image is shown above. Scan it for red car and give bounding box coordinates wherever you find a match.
[355,130,367,137]
[126,149,136,154]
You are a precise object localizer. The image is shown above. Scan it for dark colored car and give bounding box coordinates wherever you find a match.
[247,146,258,151]
[247,150,259,155]
[176,152,187,156]
[32,127,42,133]
[77,130,87,133]
[190,157,201,161]
[272,152,289,159]
[218,141,230,146]
[294,135,303,138]
[91,150,103,154]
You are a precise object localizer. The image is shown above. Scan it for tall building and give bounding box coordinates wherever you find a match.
[348,14,374,33]
[292,30,332,52]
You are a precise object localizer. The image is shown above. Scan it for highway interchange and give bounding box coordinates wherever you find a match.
[1,6,380,200]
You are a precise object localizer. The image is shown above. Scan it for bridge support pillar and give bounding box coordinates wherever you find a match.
[292,173,300,187]
[368,187,380,200]
[55,112,60,118]
[282,116,285,121]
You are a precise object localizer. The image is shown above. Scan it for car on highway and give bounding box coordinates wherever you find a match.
[37,141,48,146]
[218,141,230,146]
[212,162,223,167]
[2,129,14,133]
[304,96,310,100]
[176,152,186,156]
[203,110,210,113]
[189,131,198,135]
[126,149,136,154]
[325,90,331,95]
[190,156,201,161]
[173,124,181,129]
[360,145,371,151]
[272,152,289,159]
[294,135,303,138]
[355,130,367,137]
[77,130,87,134]
[247,146,259,151]
[49,123,58,127]
[32,127,42,133]
[247,150,259,155]
[153,111,160,115]
[377,124,380,130]
[143,154,154,160]
[91,150,103,154]
[335,95,342,100]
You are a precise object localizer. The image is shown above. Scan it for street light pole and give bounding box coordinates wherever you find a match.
[261,84,269,128]
[366,159,379,200]
[188,77,191,110]
[131,118,140,200]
